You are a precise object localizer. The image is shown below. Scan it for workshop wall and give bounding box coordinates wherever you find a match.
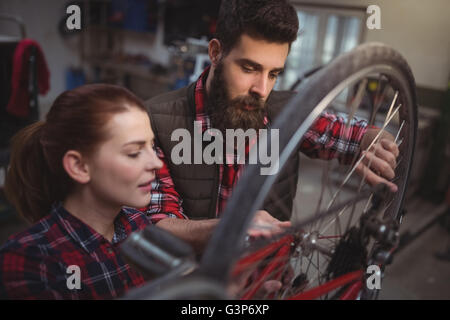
[0,0,171,116]
[306,0,450,91]
[1,0,448,114]
[0,0,81,118]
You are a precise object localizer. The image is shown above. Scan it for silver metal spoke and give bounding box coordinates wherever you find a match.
[369,78,388,125]
[320,205,348,236]
[317,252,321,286]
[395,120,405,143]
[385,91,399,124]
[325,100,401,212]
[346,79,367,129]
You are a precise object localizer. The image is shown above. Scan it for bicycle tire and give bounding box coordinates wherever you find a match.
[199,42,418,293]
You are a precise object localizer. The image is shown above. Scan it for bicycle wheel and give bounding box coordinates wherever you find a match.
[199,42,417,300]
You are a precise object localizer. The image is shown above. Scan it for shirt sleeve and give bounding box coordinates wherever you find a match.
[139,145,188,224]
[299,112,368,165]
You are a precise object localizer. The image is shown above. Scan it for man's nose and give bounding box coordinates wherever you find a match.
[250,74,270,99]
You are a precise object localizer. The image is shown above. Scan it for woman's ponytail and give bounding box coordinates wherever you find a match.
[4,121,54,223]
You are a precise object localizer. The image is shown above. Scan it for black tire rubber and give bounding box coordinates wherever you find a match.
[199,42,418,286]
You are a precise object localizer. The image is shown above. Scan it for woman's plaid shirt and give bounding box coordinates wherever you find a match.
[0,203,149,299]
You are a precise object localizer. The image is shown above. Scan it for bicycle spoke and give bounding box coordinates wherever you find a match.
[369,78,388,125]
[346,79,367,129]
[394,120,405,143]
[266,190,294,222]
[219,43,416,301]
[317,251,321,286]
[325,99,401,212]
[312,157,352,236]
[320,205,348,235]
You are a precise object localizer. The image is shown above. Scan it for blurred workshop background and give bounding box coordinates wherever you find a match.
[0,0,449,299]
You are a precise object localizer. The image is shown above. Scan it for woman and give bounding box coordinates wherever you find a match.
[0,84,163,299]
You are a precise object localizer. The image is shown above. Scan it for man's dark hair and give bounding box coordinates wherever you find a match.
[215,0,299,55]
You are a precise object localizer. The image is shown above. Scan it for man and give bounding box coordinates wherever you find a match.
[142,0,399,253]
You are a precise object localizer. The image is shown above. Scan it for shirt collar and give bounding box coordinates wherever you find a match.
[51,202,136,253]
[194,66,211,133]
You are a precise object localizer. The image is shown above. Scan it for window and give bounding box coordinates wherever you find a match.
[276,4,366,90]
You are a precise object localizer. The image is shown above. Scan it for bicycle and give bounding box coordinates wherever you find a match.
[121,42,417,300]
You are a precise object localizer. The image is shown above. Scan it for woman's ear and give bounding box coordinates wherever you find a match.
[208,38,222,66]
[62,150,90,184]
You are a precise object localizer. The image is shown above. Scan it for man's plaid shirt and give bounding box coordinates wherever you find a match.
[0,203,148,299]
[144,68,368,221]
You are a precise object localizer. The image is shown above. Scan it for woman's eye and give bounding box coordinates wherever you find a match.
[128,152,141,158]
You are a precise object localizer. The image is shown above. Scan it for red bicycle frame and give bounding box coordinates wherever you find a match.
[232,234,365,300]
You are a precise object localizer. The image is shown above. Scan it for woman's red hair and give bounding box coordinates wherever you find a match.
[5,84,147,223]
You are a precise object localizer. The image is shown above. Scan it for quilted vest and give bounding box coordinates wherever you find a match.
[145,82,298,221]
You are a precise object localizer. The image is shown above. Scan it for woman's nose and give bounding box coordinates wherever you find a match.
[146,148,163,170]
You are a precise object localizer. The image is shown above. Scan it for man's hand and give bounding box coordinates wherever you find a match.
[155,218,219,254]
[356,128,400,192]
[248,210,291,238]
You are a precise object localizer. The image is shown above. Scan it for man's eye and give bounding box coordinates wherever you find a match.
[242,66,253,73]
[269,73,279,80]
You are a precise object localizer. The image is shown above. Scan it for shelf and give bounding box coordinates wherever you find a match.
[83,25,156,41]
[85,57,172,85]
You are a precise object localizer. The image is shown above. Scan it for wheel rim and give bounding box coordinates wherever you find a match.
[201,57,416,299]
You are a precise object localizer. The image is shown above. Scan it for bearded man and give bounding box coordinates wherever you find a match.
[142,0,399,253]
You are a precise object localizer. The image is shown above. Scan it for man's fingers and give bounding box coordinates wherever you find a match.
[278,221,292,228]
[252,280,282,299]
[362,151,396,180]
[380,138,399,158]
[370,143,397,169]
[248,230,271,239]
[262,280,282,293]
[250,210,291,238]
[248,221,290,239]
[357,162,398,192]
[248,224,281,238]
[357,130,400,193]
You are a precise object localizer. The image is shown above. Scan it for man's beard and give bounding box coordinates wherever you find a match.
[206,62,267,134]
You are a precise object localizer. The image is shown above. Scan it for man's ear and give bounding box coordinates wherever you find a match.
[62,150,90,184]
[208,38,222,66]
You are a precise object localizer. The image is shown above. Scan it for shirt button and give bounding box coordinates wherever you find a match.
[106,247,114,254]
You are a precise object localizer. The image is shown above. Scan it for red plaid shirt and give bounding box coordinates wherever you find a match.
[144,68,367,221]
[0,203,149,299]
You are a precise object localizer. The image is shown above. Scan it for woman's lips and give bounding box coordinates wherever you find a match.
[138,180,153,192]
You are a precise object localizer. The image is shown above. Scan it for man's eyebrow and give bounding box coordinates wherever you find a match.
[237,58,262,70]
[236,58,284,73]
